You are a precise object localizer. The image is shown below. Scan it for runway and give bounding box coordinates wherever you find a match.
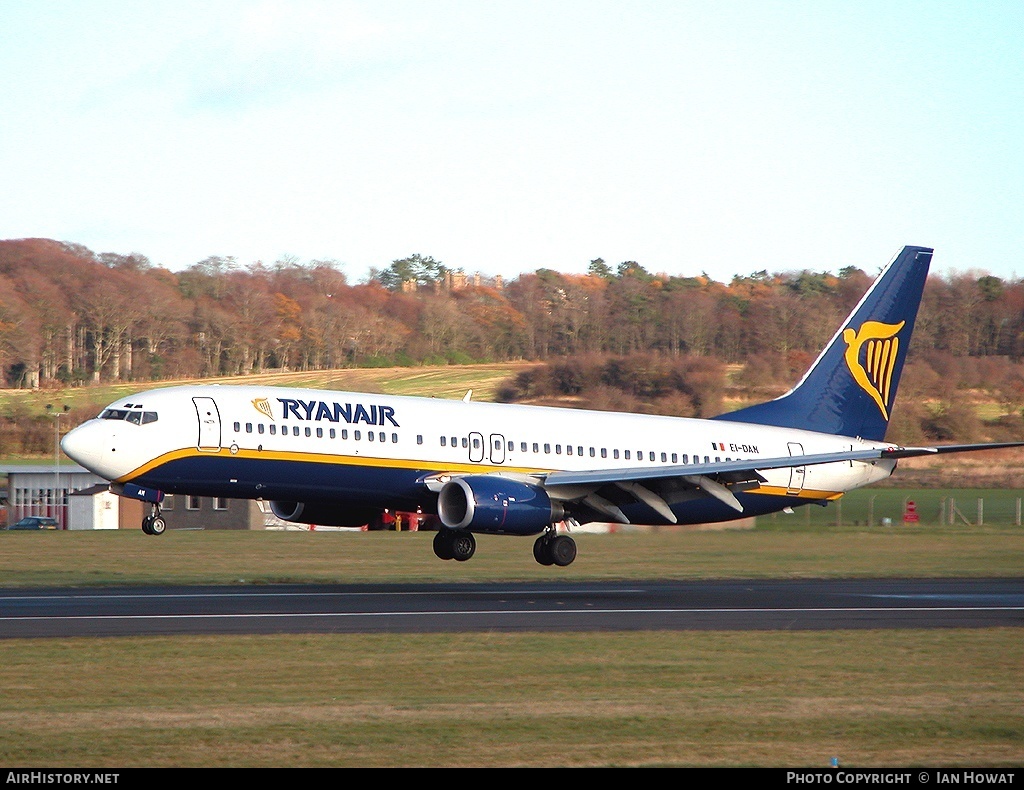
[0,578,1021,638]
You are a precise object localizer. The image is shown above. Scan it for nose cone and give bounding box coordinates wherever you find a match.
[61,421,111,479]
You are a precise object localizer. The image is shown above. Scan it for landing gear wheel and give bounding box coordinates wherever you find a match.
[141,504,166,536]
[433,529,456,560]
[533,536,554,565]
[450,531,476,562]
[548,535,577,567]
[533,534,577,567]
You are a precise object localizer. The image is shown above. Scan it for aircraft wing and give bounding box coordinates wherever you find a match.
[538,441,1024,523]
[543,441,1024,488]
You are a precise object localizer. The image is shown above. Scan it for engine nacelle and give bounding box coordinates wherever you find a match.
[436,476,563,536]
[269,501,380,528]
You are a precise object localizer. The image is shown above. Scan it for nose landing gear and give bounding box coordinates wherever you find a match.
[141,503,166,535]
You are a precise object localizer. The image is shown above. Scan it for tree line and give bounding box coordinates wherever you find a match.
[2,236,1024,446]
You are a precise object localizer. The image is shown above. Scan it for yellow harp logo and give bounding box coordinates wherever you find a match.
[842,320,905,420]
[252,398,274,420]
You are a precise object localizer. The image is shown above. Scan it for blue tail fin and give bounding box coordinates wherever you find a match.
[714,245,933,441]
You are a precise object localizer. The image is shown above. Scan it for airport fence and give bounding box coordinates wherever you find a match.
[765,488,1024,528]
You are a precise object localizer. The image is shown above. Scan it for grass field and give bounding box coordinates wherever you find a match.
[0,526,1021,768]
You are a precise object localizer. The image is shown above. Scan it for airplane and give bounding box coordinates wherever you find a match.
[60,245,1024,566]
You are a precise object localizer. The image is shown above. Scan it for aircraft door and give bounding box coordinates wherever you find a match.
[468,432,484,463]
[489,434,505,464]
[193,397,222,452]
[787,442,806,494]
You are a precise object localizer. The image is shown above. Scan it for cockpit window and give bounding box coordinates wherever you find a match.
[100,408,158,424]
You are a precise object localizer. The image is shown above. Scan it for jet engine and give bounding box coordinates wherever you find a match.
[269,500,380,528]
[436,476,563,535]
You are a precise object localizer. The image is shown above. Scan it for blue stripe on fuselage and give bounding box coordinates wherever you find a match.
[130,454,809,526]
[130,455,431,511]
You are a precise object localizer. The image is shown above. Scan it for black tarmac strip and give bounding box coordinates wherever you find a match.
[0,578,1022,639]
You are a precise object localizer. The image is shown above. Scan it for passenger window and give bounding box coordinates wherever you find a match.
[355,430,362,440]
[601,448,607,458]
[380,432,386,442]
[555,445,562,454]
[341,429,348,440]
[661,452,667,462]
[417,435,423,445]
[258,424,265,434]
[533,443,540,453]
[246,423,253,433]
[461,437,467,448]
[440,436,447,447]
[305,427,311,437]
[393,433,399,443]
[566,445,573,456]
[544,443,551,454]
[270,425,277,435]
[329,428,335,439]
[234,422,241,432]
[368,431,375,442]
[613,449,620,460]
[624,450,631,460]
[316,427,323,438]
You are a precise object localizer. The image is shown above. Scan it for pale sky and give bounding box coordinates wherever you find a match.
[1,1,1022,283]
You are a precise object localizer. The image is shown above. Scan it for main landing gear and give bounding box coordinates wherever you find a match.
[141,503,166,535]
[533,531,577,567]
[432,528,476,562]
[431,526,577,567]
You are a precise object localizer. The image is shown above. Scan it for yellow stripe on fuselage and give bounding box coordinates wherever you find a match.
[116,446,551,483]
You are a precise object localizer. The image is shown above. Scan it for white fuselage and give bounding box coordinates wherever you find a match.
[61,383,896,525]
